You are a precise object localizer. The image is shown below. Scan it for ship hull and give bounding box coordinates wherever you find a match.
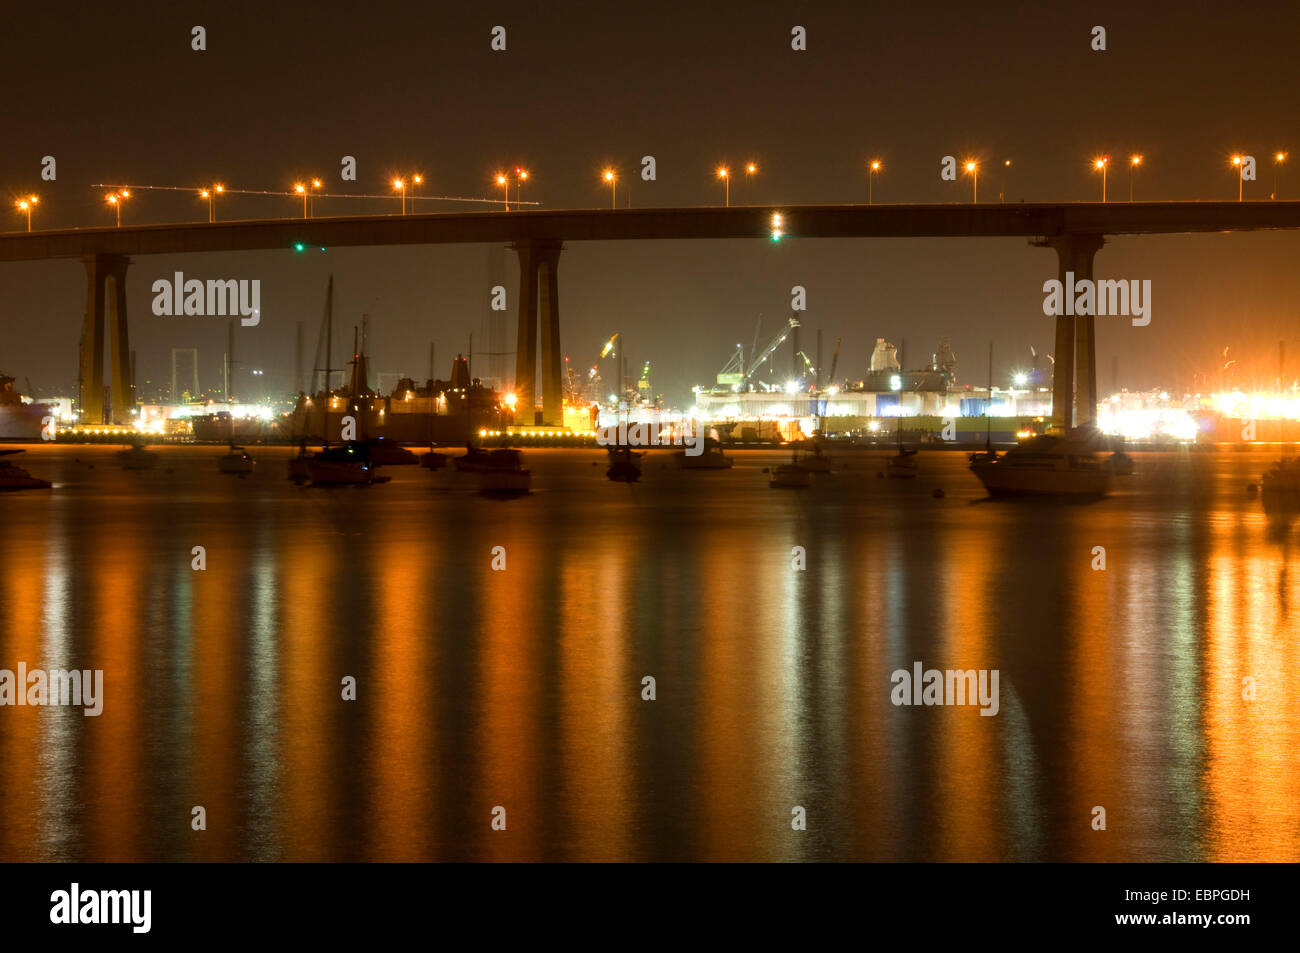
[0,405,49,441]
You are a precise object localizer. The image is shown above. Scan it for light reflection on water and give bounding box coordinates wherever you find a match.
[0,445,1297,861]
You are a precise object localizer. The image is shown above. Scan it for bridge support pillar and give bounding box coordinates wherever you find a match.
[512,239,564,426]
[1045,234,1105,432]
[80,253,133,425]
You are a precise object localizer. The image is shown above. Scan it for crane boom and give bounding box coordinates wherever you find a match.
[826,338,842,387]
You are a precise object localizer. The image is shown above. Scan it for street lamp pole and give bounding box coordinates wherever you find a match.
[1093,157,1109,202]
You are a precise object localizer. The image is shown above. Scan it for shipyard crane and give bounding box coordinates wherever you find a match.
[714,315,801,393]
[825,338,841,389]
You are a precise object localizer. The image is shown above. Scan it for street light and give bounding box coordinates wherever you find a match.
[1094,156,1109,202]
[311,178,322,216]
[964,160,977,203]
[717,166,729,206]
[15,194,37,231]
[106,189,129,227]
[1000,159,1011,203]
[868,159,881,204]
[1274,152,1287,199]
[1129,155,1142,202]
[496,173,509,211]
[1231,155,1244,202]
[197,184,223,222]
[412,174,422,210]
[745,162,757,202]
[294,183,307,218]
[603,169,616,209]
[393,178,407,214]
[515,167,529,206]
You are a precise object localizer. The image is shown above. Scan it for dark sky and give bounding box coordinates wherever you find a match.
[3,0,1300,402]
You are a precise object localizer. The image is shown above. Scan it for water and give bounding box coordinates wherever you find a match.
[0,445,1297,861]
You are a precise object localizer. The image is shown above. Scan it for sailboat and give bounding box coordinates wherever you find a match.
[770,457,814,488]
[289,276,334,482]
[969,341,999,465]
[886,419,918,477]
[969,341,1112,498]
[308,326,386,486]
[793,441,833,473]
[450,345,530,494]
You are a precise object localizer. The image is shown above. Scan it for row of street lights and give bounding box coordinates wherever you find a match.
[14,151,1297,230]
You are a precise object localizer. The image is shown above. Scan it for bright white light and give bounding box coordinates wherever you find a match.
[784,380,799,394]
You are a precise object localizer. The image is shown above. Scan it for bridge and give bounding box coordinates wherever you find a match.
[4,201,1300,427]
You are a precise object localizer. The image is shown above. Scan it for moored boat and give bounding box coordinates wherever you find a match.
[420,449,449,470]
[678,441,732,469]
[364,438,418,465]
[770,463,813,488]
[887,449,919,478]
[117,444,158,470]
[0,450,51,491]
[793,445,833,473]
[478,466,532,495]
[606,446,643,482]
[218,444,256,475]
[970,434,1113,498]
[1261,457,1300,495]
[306,442,377,486]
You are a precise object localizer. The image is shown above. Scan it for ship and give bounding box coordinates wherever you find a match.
[0,375,51,441]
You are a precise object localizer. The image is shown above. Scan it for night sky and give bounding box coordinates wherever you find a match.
[3,0,1299,402]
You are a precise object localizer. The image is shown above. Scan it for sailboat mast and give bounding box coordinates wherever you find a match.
[986,339,993,451]
[324,275,334,446]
